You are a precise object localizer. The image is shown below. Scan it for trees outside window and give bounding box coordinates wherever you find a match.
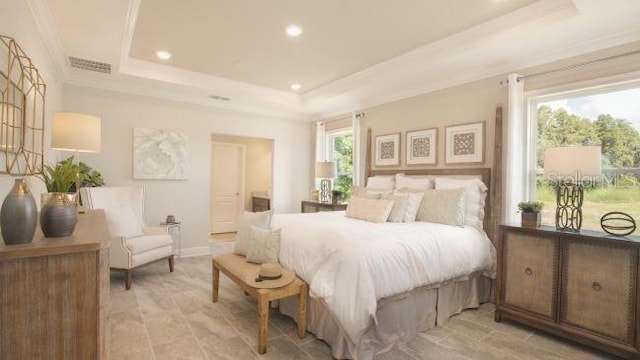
[327,131,353,201]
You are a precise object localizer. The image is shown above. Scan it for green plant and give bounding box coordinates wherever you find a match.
[517,201,544,213]
[37,157,105,193]
[37,157,77,193]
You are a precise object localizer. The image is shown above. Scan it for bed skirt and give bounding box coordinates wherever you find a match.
[279,274,492,359]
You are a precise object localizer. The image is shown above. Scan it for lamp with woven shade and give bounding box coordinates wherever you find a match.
[543,146,601,232]
[315,161,336,203]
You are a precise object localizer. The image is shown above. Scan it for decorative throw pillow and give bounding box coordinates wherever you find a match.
[395,174,434,190]
[366,175,395,190]
[381,193,409,222]
[434,178,487,229]
[394,190,425,222]
[346,197,395,223]
[104,205,144,238]
[246,226,281,264]
[233,210,273,256]
[352,186,386,199]
[415,188,466,226]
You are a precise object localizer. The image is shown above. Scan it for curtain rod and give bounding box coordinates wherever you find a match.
[317,112,365,126]
[500,48,640,85]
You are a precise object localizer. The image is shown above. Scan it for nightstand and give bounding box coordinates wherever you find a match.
[161,222,182,257]
[301,200,347,213]
[496,224,640,359]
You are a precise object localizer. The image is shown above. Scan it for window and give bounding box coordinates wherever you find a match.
[326,129,353,201]
[529,84,640,235]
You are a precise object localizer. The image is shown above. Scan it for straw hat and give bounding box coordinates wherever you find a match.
[244,263,296,289]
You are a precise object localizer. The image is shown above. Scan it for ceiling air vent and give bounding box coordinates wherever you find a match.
[68,56,111,74]
[210,95,231,101]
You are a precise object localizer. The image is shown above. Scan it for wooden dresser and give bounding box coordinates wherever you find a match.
[0,210,110,359]
[496,224,640,359]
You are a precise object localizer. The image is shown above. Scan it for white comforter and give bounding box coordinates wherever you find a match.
[272,211,495,343]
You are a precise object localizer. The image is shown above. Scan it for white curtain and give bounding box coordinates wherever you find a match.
[315,121,326,162]
[351,113,362,186]
[504,73,527,223]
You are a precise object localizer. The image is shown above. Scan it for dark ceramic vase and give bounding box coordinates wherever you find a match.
[40,192,77,237]
[1,178,38,244]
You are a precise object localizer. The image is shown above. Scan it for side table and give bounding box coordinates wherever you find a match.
[161,222,182,257]
[301,200,347,213]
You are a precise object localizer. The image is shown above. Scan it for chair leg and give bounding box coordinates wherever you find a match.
[168,255,175,272]
[124,269,132,290]
[212,260,219,303]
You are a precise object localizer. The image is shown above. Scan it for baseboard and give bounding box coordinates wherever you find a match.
[178,246,210,258]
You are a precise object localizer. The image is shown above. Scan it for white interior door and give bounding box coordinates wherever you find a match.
[211,142,245,234]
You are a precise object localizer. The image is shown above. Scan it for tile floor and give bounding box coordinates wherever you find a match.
[109,243,619,359]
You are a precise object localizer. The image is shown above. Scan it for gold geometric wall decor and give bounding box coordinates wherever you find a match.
[0,34,45,175]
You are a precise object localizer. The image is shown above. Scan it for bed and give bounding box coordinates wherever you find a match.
[277,112,504,359]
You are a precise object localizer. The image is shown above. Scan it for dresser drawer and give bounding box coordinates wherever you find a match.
[561,239,637,344]
[503,231,559,320]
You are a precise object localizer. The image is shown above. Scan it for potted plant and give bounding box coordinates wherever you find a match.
[517,201,544,228]
[331,189,344,204]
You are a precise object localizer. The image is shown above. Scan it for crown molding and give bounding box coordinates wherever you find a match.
[25,0,69,82]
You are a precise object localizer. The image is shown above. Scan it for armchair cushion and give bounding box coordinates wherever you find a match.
[104,205,144,238]
[126,234,173,255]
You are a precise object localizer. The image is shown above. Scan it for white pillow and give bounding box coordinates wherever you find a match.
[346,197,395,223]
[233,210,273,256]
[381,193,409,223]
[394,190,425,222]
[395,174,434,190]
[246,226,281,264]
[434,178,487,229]
[416,188,466,226]
[104,205,144,238]
[366,176,395,190]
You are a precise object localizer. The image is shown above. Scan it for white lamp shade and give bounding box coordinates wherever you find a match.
[51,112,101,152]
[315,161,336,179]
[543,146,601,182]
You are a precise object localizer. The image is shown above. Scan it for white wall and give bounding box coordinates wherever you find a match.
[0,0,63,202]
[63,84,310,254]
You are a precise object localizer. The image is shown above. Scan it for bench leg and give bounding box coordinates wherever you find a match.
[297,283,307,339]
[258,297,269,354]
[212,261,219,302]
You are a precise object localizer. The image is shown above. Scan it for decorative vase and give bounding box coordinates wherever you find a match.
[40,192,77,237]
[521,212,541,228]
[1,178,38,244]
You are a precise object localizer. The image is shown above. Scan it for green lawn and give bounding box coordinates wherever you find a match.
[536,185,640,236]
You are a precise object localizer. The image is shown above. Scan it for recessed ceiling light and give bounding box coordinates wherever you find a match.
[290,83,302,91]
[155,50,172,60]
[286,25,303,38]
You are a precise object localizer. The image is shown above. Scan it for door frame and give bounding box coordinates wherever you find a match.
[210,141,246,234]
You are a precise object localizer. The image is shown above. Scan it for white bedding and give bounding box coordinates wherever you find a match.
[272,211,495,343]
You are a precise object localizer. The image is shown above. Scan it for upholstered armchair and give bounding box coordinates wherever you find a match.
[80,186,174,290]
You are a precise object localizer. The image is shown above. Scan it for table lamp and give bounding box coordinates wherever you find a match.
[543,146,601,231]
[51,112,101,203]
[315,161,336,203]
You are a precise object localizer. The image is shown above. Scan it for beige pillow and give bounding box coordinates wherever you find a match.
[366,175,395,189]
[416,188,466,226]
[434,178,487,229]
[381,193,409,222]
[346,197,395,223]
[396,191,425,222]
[233,210,273,256]
[246,226,281,264]
[395,174,434,190]
[352,186,387,199]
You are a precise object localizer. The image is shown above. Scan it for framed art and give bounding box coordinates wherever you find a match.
[375,133,400,166]
[133,128,189,179]
[445,121,484,164]
[406,128,437,165]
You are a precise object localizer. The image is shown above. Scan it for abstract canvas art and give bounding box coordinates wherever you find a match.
[133,128,188,179]
[375,133,400,166]
[445,122,484,164]
[406,128,437,165]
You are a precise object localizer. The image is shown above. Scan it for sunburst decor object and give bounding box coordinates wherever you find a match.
[0,34,45,176]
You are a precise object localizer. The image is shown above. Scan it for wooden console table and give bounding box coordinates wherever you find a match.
[0,210,110,359]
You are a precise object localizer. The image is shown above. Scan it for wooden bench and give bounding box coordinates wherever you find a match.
[211,253,307,354]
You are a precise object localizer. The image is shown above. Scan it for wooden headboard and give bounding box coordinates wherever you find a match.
[364,106,503,244]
